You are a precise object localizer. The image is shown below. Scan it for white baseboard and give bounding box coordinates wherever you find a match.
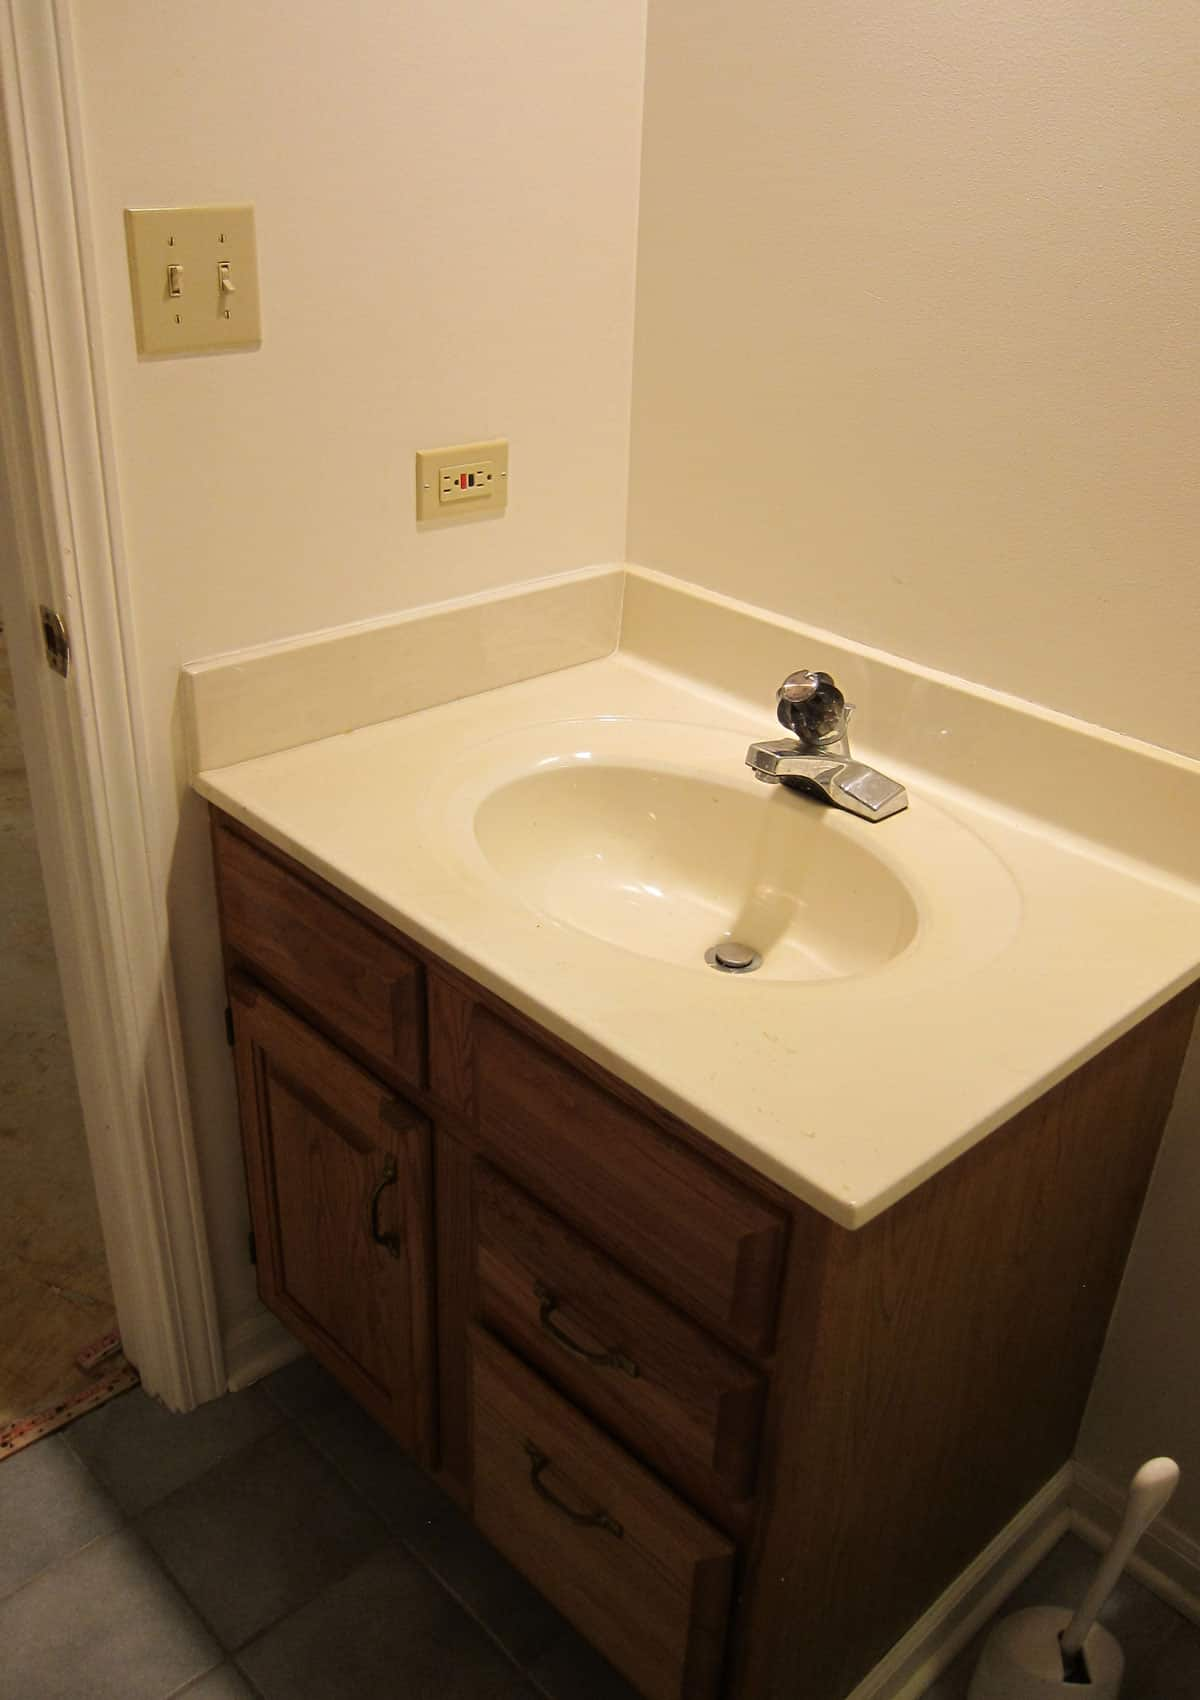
[222,1308,303,1391]
[1071,1462,1200,1629]
[845,1466,1074,1700]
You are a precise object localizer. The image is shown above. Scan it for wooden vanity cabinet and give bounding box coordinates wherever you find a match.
[210,809,1199,1700]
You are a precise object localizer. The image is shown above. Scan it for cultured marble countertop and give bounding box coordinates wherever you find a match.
[193,641,1200,1229]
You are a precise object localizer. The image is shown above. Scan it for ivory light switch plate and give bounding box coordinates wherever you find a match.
[416,439,508,522]
[125,204,261,356]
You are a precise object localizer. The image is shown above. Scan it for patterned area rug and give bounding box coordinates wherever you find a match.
[0,1331,139,1460]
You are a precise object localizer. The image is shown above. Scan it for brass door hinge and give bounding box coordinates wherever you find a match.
[40,606,70,678]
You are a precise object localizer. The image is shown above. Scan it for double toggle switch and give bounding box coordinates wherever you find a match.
[166,260,238,302]
[125,204,261,356]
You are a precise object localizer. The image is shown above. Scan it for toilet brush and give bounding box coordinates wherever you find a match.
[967,1456,1179,1699]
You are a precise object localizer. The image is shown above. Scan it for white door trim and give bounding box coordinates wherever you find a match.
[0,0,224,1408]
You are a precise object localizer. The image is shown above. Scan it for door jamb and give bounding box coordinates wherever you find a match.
[0,0,224,1408]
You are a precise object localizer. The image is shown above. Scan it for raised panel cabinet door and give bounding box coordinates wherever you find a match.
[230,977,435,1463]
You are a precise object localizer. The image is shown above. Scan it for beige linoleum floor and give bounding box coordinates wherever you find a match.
[0,628,115,1425]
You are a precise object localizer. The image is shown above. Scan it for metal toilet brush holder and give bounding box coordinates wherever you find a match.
[967,1458,1179,1700]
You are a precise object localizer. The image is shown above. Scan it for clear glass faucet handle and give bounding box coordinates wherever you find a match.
[779,670,823,703]
[776,670,846,743]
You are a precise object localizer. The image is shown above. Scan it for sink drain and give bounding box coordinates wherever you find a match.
[705,941,763,975]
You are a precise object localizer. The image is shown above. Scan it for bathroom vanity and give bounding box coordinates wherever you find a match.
[190,566,1200,1700]
[209,807,1195,1700]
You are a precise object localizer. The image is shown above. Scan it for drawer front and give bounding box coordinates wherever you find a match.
[475,1163,765,1511]
[214,822,425,1090]
[472,1330,735,1700]
[474,1014,786,1352]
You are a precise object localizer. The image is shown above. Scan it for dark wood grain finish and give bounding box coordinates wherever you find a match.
[475,1162,765,1521]
[230,977,435,1463]
[472,1329,735,1700]
[474,1013,788,1354]
[435,1127,475,1499]
[729,988,1200,1700]
[215,823,426,1090]
[428,969,476,1121]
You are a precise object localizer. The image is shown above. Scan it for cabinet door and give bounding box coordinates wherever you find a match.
[231,977,435,1462]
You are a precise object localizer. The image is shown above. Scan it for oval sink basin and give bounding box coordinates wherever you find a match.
[472,759,920,981]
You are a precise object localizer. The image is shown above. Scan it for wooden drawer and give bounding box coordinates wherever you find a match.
[474,1014,787,1353]
[214,822,425,1090]
[474,1162,765,1513]
[472,1330,735,1700]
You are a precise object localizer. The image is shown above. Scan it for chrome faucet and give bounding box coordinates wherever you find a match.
[745,670,908,822]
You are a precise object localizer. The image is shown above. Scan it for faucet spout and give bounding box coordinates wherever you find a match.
[745,670,908,822]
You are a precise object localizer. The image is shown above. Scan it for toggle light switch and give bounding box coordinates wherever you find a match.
[124,204,261,356]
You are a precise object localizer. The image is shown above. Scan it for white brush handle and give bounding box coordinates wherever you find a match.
[1061,1457,1180,1658]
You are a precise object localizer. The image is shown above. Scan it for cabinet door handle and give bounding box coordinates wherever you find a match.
[522,1440,623,1538]
[534,1282,639,1378]
[366,1155,402,1259]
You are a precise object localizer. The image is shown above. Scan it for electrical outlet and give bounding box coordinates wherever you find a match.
[440,459,496,504]
[416,439,508,522]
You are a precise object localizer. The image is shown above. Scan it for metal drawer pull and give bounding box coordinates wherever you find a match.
[534,1282,639,1378]
[367,1155,402,1259]
[522,1440,623,1537]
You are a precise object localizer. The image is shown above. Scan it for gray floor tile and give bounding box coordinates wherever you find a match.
[0,1527,219,1700]
[170,1665,260,1699]
[237,1543,535,1700]
[266,1354,563,1665]
[67,1384,283,1515]
[525,1622,640,1700]
[136,1426,387,1650]
[404,1492,568,1669]
[258,1353,343,1424]
[1007,1530,1098,1611]
[0,1434,122,1598]
[1091,1566,1184,1688]
[1142,1614,1200,1699]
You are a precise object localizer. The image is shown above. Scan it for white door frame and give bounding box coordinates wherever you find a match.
[0,0,224,1409]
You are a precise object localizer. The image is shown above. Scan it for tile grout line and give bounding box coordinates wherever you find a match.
[262,1383,552,1687]
[0,1521,126,1608]
[55,1389,369,1686]
[133,1416,396,1665]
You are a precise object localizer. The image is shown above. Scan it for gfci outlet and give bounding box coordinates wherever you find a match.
[415,439,508,522]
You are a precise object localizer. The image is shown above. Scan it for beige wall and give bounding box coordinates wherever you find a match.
[67,0,647,1333]
[628,0,1199,757]
[628,0,1200,1539]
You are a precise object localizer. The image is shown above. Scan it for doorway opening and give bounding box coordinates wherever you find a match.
[0,618,136,1456]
